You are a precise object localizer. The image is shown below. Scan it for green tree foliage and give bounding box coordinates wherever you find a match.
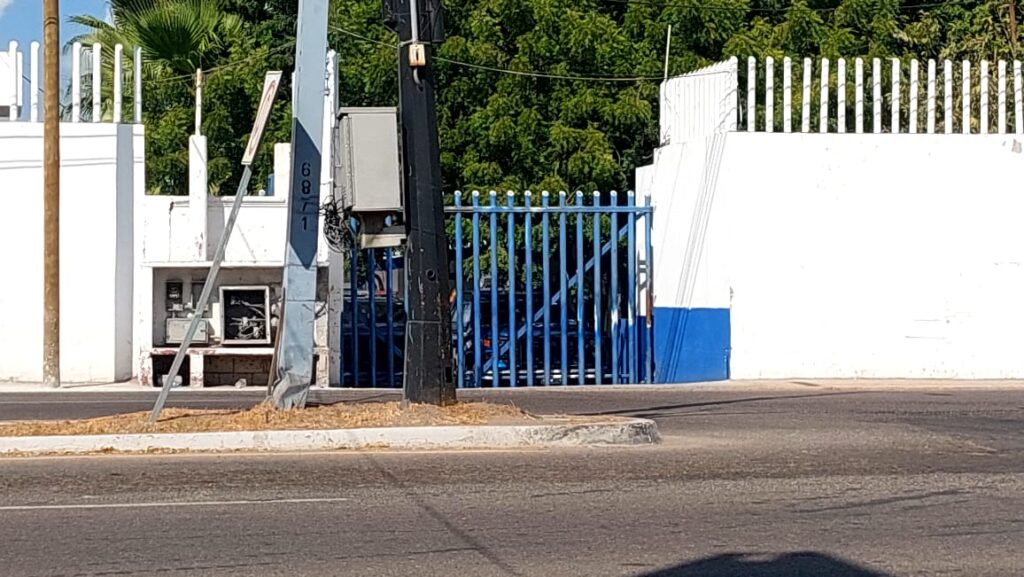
[69,0,1024,195]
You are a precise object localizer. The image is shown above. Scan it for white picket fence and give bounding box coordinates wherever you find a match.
[662,55,1024,137]
[742,56,1024,135]
[660,58,738,145]
[0,40,143,123]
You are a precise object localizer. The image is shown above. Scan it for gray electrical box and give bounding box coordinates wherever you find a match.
[166,318,209,345]
[335,107,403,213]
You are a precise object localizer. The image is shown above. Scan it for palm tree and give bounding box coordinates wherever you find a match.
[68,0,242,75]
[65,0,244,121]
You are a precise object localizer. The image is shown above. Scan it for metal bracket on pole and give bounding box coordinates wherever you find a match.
[149,72,283,423]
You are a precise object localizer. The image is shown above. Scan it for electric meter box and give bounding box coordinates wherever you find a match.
[334,107,403,213]
[165,318,209,345]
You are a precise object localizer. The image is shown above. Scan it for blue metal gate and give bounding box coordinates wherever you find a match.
[339,190,654,387]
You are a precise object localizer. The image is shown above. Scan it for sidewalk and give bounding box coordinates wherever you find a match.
[2,378,1022,394]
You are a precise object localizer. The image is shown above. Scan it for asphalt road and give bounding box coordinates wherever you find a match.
[1,385,1023,576]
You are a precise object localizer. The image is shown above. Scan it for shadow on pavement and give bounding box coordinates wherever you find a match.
[636,552,892,576]
[590,392,862,418]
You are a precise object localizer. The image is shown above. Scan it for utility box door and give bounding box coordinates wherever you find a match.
[336,107,403,212]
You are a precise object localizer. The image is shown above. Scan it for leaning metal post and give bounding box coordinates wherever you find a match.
[149,72,284,423]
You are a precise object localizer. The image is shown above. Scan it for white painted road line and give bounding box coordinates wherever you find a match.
[0,497,350,512]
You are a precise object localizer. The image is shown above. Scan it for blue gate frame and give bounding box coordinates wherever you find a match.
[338,190,654,388]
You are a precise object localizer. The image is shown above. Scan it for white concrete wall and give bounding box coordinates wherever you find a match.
[138,145,331,267]
[652,131,1024,379]
[644,140,731,313]
[0,123,137,383]
[138,196,291,265]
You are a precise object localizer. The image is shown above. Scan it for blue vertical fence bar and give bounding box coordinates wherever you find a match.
[506,191,517,388]
[610,191,620,384]
[472,191,482,388]
[541,192,552,385]
[524,191,535,387]
[349,235,359,385]
[385,248,396,387]
[627,191,638,384]
[489,191,499,385]
[558,191,569,385]
[592,191,602,384]
[454,192,466,390]
[368,249,377,387]
[340,188,654,389]
[575,191,585,385]
[644,194,654,384]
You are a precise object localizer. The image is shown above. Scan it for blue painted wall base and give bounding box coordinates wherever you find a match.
[653,307,730,383]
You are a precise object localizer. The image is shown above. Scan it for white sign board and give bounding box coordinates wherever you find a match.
[242,71,284,165]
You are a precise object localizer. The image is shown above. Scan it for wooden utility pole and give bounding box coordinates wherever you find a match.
[42,0,60,388]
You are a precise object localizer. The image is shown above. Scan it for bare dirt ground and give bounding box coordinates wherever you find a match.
[0,401,535,437]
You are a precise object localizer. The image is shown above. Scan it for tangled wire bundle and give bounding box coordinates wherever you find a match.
[320,199,353,253]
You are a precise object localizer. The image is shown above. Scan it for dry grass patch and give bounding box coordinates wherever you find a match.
[0,401,535,437]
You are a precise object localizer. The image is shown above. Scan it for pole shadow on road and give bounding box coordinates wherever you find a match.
[636,552,892,577]
[588,392,862,419]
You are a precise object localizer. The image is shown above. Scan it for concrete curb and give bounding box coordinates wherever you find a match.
[0,418,660,456]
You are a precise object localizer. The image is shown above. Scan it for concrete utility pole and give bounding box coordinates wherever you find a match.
[270,0,329,409]
[385,0,456,405]
[42,0,60,388]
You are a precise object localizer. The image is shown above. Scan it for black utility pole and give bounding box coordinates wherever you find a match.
[385,0,455,405]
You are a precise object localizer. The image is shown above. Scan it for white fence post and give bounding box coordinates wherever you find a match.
[855,58,864,134]
[71,42,81,122]
[747,56,755,132]
[820,58,829,133]
[92,43,102,123]
[30,41,39,122]
[783,57,792,133]
[802,58,811,133]
[872,58,881,133]
[7,41,18,121]
[909,59,919,134]
[998,60,1007,134]
[114,44,123,123]
[891,58,900,133]
[15,48,22,120]
[962,60,971,134]
[765,56,774,132]
[944,60,953,134]
[927,59,936,134]
[980,60,989,134]
[134,47,143,124]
